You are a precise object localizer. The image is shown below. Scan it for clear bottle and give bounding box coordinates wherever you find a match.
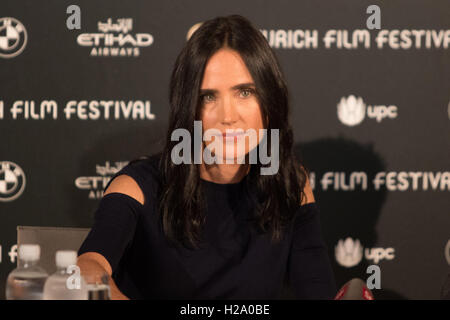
[43,250,88,300]
[5,244,48,300]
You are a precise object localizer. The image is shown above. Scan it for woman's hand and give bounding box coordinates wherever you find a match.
[77,252,130,300]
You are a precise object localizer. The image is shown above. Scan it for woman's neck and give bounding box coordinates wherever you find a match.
[199,161,250,184]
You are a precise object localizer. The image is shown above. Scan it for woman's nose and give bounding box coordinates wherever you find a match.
[220,96,238,125]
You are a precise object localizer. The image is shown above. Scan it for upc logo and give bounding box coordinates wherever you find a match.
[337,95,398,126]
[335,238,364,267]
[335,237,395,267]
[337,95,366,126]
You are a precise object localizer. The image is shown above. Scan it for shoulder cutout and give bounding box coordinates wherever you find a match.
[103,174,145,206]
[300,166,315,206]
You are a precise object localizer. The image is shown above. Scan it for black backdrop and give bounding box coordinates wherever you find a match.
[0,0,449,300]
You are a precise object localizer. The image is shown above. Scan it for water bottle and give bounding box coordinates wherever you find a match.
[5,244,48,300]
[43,250,88,300]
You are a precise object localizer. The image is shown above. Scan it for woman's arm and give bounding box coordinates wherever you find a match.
[77,174,145,300]
[289,172,337,299]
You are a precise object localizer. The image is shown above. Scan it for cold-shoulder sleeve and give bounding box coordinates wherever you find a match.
[77,192,142,274]
[77,161,148,274]
[288,202,337,299]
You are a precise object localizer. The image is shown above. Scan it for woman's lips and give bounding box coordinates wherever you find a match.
[222,131,244,137]
[214,130,245,141]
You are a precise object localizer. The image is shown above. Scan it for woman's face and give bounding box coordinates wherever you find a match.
[199,48,264,162]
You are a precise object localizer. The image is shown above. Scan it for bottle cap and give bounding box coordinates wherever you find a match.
[55,250,77,268]
[18,244,41,262]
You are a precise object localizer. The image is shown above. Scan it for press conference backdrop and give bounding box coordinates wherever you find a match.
[0,0,449,300]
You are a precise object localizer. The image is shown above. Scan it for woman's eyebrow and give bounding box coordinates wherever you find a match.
[199,82,256,94]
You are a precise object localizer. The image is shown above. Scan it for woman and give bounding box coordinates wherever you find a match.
[77,14,336,300]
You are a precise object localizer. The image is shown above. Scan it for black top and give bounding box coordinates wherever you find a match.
[78,154,336,299]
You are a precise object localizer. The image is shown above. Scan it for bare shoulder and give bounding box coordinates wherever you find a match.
[300,165,315,206]
[103,174,145,206]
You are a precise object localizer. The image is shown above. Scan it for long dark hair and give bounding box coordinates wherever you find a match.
[158,14,307,249]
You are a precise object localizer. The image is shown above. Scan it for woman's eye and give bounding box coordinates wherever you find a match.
[202,94,215,103]
[240,89,253,98]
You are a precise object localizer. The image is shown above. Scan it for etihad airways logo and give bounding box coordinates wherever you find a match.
[337,95,398,126]
[75,161,128,199]
[77,18,153,57]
